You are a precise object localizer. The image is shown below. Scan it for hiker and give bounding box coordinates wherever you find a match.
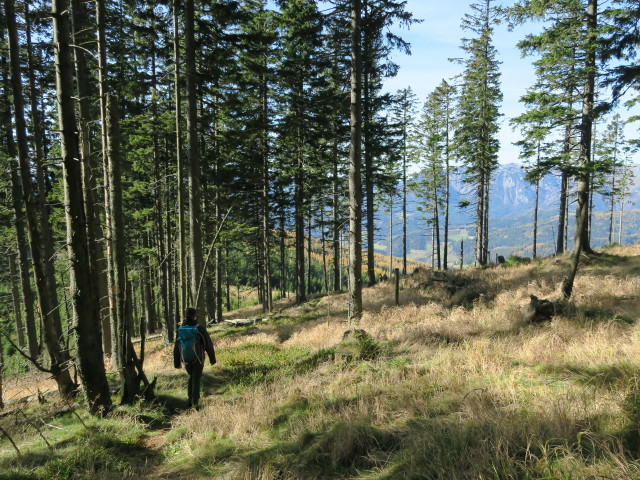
[174,307,216,409]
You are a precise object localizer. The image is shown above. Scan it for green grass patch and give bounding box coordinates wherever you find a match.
[535,363,637,389]
[0,405,155,480]
[217,343,334,389]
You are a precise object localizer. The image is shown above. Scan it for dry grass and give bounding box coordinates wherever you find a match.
[5,246,640,479]
[159,247,640,478]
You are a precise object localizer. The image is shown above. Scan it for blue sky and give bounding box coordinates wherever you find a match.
[383,0,640,164]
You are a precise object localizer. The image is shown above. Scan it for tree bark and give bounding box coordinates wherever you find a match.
[363,54,376,287]
[142,237,158,334]
[562,0,597,299]
[608,164,615,245]
[348,0,363,323]
[185,0,205,322]
[402,109,408,275]
[474,170,485,266]
[8,254,25,349]
[154,136,172,341]
[279,214,287,299]
[533,177,539,259]
[70,0,112,359]
[332,142,341,292]
[3,107,38,358]
[574,0,596,257]
[53,0,111,412]
[432,176,441,270]
[295,144,306,304]
[556,165,568,255]
[173,0,188,321]
[105,95,139,403]
[261,64,272,313]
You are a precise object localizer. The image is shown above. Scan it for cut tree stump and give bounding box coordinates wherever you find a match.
[524,295,563,324]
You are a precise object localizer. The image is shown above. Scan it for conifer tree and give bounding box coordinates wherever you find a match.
[389,87,416,274]
[453,0,502,267]
[410,88,448,269]
[595,114,628,246]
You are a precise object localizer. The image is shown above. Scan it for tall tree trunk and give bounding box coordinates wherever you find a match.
[556,165,568,255]
[443,109,451,270]
[618,193,625,245]
[562,0,597,299]
[348,0,363,323]
[69,0,111,359]
[363,69,376,287]
[261,63,272,312]
[307,215,312,295]
[185,0,205,322]
[105,95,139,403]
[474,171,485,266]
[533,176,540,259]
[332,143,341,292]
[6,0,75,396]
[295,147,306,304]
[213,156,223,323]
[608,164,616,245]
[95,0,118,367]
[154,143,172,341]
[151,36,174,342]
[279,214,287,299]
[389,196,393,274]
[214,245,223,321]
[532,141,541,259]
[574,0,596,257]
[142,236,158,333]
[4,115,38,358]
[53,0,111,411]
[433,185,441,270]
[402,113,408,275]
[173,0,187,320]
[165,187,176,330]
[321,208,329,292]
[8,254,25,349]
[483,173,490,265]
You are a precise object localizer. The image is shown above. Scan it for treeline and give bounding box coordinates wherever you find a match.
[0,0,637,414]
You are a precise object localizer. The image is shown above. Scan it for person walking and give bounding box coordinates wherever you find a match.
[174,307,216,409]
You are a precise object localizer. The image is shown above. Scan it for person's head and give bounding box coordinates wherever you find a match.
[184,307,198,326]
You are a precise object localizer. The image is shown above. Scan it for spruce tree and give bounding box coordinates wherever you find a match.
[389,87,417,274]
[453,0,502,267]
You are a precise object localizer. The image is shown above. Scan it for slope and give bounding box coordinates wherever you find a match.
[2,245,640,479]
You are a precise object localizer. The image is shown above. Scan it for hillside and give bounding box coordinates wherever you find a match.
[2,245,640,479]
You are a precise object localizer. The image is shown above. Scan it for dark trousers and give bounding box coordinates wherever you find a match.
[185,361,204,407]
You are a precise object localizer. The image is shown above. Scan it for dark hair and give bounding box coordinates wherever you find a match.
[184,307,198,326]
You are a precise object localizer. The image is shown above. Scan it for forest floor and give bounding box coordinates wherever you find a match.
[2,244,640,479]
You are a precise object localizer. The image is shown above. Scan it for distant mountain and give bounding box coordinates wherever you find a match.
[375,163,640,266]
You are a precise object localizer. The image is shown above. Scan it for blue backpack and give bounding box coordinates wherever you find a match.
[177,325,201,363]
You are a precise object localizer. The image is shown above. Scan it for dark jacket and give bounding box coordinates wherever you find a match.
[174,324,216,368]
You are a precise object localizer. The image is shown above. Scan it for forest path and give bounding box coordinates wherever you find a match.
[134,371,233,479]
